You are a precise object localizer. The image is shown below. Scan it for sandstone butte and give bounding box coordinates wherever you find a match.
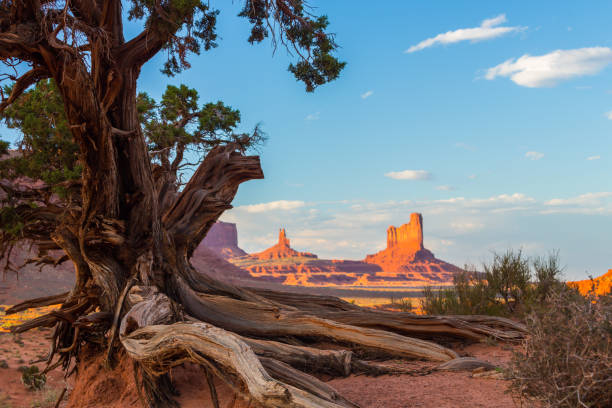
[568,269,612,296]
[249,228,317,260]
[201,221,248,259]
[225,213,464,287]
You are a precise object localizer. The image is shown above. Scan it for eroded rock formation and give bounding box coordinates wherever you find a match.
[249,228,317,260]
[364,213,447,271]
[231,216,463,287]
[201,221,247,259]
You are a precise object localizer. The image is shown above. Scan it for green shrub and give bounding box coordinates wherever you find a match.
[421,250,565,317]
[420,267,504,315]
[510,288,612,407]
[485,249,531,313]
[18,366,46,390]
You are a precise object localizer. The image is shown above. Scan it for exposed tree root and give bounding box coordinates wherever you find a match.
[121,322,351,408]
[173,278,458,362]
[5,292,69,314]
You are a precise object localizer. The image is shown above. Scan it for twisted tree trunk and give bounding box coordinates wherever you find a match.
[1,3,526,406]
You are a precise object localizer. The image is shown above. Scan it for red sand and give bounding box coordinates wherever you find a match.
[0,330,525,408]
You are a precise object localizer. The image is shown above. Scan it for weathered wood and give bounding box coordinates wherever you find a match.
[121,322,347,408]
[251,288,526,342]
[436,357,497,372]
[243,338,353,377]
[259,357,360,408]
[5,292,69,315]
[174,277,458,362]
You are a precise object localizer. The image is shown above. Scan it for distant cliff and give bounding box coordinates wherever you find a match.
[201,221,247,259]
[230,216,463,287]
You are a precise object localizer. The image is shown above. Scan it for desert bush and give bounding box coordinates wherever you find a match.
[510,288,612,407]
[485,249,531,313]
[18,366,46,390]
[421,250,565,317]
[388,297,413,312]
[420,268,503,315]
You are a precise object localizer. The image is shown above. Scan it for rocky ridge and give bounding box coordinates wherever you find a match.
[228,213,463,287]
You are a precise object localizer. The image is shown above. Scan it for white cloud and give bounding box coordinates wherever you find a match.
[545,192,612,206]
[436,193,534,207]
[405,14,524,53]
[468,174,477,180]
[385,170,432,180]
[485,47,612,87]
[436,185,454,191]
[238,200,305,213]
[305,112,320,121]
[587,155,601,161]
[361,90,374,99]
[525,151,544,160]
[450,221,485,233]
[606,110,612,120]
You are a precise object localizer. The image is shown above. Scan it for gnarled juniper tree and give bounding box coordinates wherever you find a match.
[0,2,526,407]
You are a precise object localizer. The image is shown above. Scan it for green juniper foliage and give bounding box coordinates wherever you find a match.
[0,80,263,258]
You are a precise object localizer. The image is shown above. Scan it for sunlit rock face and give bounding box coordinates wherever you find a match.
[249,229,317,260]
[569,269,612,296]
[201,221,247,259]
[229,216,463,287]
[363,213,452,272]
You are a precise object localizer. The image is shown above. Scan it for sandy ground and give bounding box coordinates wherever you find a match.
[0,329,530,408]
[0,329,68,408]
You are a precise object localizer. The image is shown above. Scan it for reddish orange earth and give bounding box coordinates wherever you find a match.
[0,329,524,408]
[568,269,612,296]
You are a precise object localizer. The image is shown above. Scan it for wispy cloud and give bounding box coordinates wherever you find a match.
[455,142,476,151]
[436,185,455,191]
[385,170,432,180]
[587,155,601,161]
[525,151,544,160]
[238,200,305,213]
[606,110,612,120]
[485,47,612,87]
[450,221,485,233]
[468,174,477,180]
[545,192,612,206]
[405,14,525,53]
[361,90,374,99]
[305,112,320,121]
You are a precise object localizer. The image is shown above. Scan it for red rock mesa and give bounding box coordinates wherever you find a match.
[222,215,463,287]
[249,228,317,260]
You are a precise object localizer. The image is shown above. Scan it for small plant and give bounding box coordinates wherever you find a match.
[485,249,531,314]
[18,366,46,390]
[0,359,8,368]
[510,288,612,407]
[397,298,412,312]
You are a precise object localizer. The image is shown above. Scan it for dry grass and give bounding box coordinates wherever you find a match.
[510,289,612,407]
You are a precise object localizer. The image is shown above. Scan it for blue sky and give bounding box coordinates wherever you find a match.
[3,1,612,279]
